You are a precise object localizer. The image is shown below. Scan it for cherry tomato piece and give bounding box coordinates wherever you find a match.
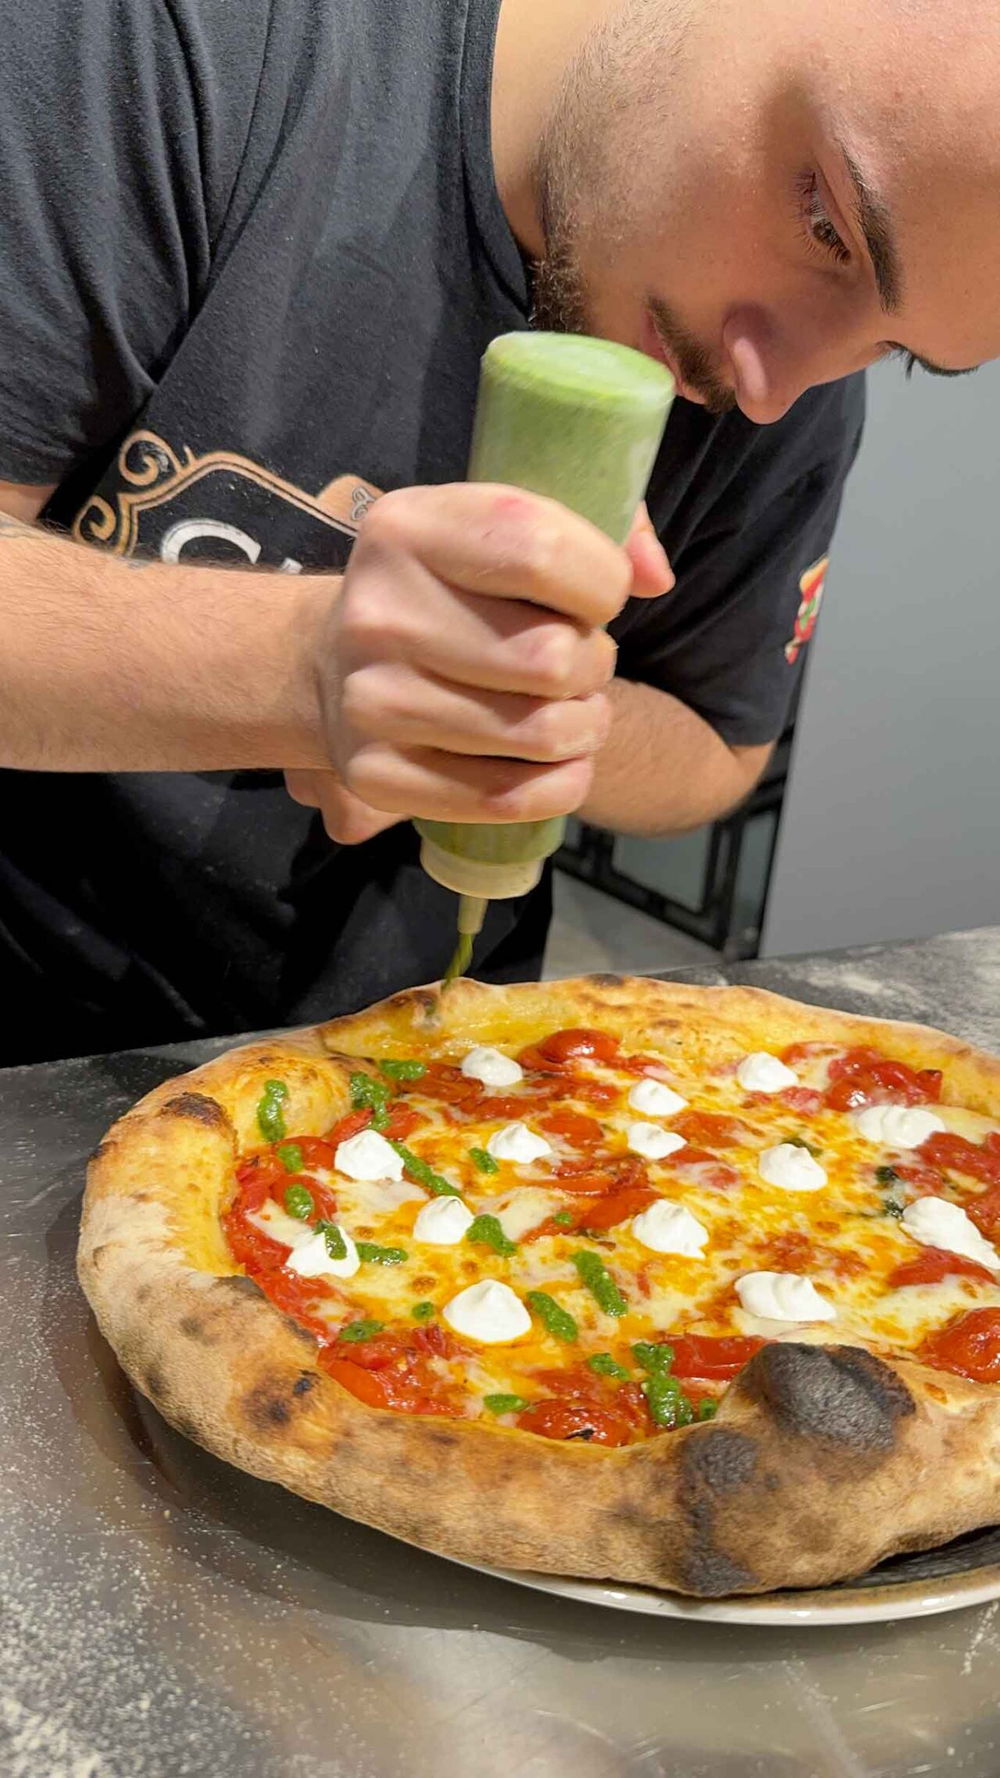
[968,1185,1000,1241]
[780,1087,826,1115]
[320,1354,454,1415]
[516,1398,635,1446]
[888,1247,996,1288]
[291,1135,338,1168]
[222,1205,291,1272]
[570,1078,620,1107]
[531,1185,657,1238]
[381,1103,423,1141]
[668,1333,765,1381]
[328,1107,373,1147]
[920,1132,1000,1188]
[825,1047,940,1111]
[781,1042,840,1067]
[669,1149,742,1191]
[671,1110,746,1148]
[538,1028,620,1065]
[234,1150,287,1208]
[919,1308,1000,1384]
[554,1153,648,1196]
[539,1108,606,1147]
[892,1161,945,1192]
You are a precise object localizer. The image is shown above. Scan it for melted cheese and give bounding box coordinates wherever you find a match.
[229,1020,1000,1420]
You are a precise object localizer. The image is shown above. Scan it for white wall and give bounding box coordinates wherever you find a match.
[762,358,1000,957]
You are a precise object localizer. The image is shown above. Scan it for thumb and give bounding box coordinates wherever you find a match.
[284,769,404,846]
[625,503,674,598]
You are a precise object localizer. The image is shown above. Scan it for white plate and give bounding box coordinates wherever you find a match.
[464,1538,1000,1626]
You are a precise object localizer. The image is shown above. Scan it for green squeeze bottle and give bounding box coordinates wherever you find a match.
[414,332,675,986]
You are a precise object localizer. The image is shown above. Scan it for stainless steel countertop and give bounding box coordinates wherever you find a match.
[4,927,1000,1778]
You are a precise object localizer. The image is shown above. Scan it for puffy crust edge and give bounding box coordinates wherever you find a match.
[78,975,1000,1596]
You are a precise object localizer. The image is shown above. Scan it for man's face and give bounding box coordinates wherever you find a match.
[532,0,1000,421]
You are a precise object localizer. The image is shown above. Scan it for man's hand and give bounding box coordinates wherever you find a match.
[291,490,672,843]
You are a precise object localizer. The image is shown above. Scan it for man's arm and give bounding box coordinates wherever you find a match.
[578,677,772,836]
[0,489,331,771]
[0,483,664,836]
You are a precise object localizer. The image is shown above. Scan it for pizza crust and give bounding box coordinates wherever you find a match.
[78,976,1000,1595]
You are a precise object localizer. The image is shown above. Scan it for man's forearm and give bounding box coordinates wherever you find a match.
[0,514,332,771]
[580,678,773,837]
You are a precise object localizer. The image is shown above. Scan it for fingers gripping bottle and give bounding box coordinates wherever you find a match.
[414,332,675,985]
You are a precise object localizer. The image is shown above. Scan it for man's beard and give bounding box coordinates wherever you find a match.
[528,0,736,417]
[531,196,735,416]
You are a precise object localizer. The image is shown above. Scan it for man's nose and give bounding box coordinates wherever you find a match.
[721,305,868,425]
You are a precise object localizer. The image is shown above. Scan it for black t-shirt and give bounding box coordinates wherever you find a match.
[0,0,864,1063]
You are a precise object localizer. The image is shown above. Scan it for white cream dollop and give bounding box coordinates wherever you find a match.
[443,1280,532,1344]
[334,1128,405,1182]
[758,1143,827,1192]
[901,1196,1000,1270]
[412,1196,475,1245]
[287,1225,360,1279]
[486,1121,552,1164]
[736,1052,798,1094]
[627,1078,687,1118]
[854,1104,946,1150]
[736,1271,836,1323]
[626,1122,687,1161]
[460,1046,524,1087]
[631,1200,708,1257]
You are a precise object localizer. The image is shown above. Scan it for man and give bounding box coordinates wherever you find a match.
[0,0,993,1063]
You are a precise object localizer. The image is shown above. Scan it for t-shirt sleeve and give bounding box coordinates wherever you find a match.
[0,0,264,484]
[611,373,866,747]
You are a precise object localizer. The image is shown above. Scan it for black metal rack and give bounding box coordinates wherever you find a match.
[556,728,794,962]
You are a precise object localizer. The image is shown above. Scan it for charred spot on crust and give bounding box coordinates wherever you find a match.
[159,1091,228,1131]
[282,1315,318,1349]
[427,1428,460,1450]
[91,1137,118,1164]
[589,973,625,989]
[681,1428,759,1496]
[741,1343,915,1449]
[179,1314,217,1345]
[676,1429,759,1596]
[677,1535,757,1598]
[215,1274,263,1300]
[243,1382,293,1431]
[292,1374,318,1396]
[143,1366,165,1401]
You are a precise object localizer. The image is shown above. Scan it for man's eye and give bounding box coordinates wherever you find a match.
[797,172,851,267]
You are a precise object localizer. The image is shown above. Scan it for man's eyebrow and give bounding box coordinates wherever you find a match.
[839,147,902,314]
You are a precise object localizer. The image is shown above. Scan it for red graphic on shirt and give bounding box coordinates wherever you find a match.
[784,555,828,663]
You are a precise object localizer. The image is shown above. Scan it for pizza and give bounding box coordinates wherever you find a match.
[78,975,1000,1597]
